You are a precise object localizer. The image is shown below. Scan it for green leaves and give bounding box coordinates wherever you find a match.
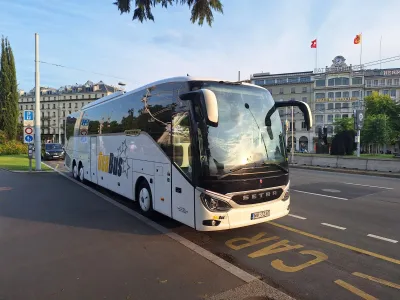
[114,0,224,26]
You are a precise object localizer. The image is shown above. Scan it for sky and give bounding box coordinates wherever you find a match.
[1,0,400,92]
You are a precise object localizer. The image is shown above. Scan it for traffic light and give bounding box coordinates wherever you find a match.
[323,127,328,144]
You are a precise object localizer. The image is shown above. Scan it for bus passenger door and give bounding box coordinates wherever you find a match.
[90,136,98,184]
[171,112,195,228]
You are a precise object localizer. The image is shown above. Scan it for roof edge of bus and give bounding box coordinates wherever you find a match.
[80,76,265,111]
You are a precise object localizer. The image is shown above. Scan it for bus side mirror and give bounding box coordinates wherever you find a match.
[179,89,219,127]
[266,100,313,130]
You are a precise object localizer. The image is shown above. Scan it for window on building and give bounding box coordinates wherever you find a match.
[81,95,84,99]
[315,115,324,123]
[95,94,98,98]
[53,112,56,117]
[315,103,325,112]
[352,102,358,108]
[64,96,66,100]
[277,78,286,84]
[352,91,360,97]
[54,97,56,100]
[75,103,78,108]
[30,105,33,109]
[316,92,325,99]
[301,121,307,129]
[288,77,299,83]
[335,77,349,86]
[383,90,389,95]
[342,114,348,118]
[335,114,341,120]
[20,105,22,110]
[254,80,264,85]
[76,96,78,99]
[335,92,342,98]
[366,90,372,96]
[373,80,378,86]
[81,102,84,107]
[328,78,335,86]
[380,79,385,86]
[366,80,372,87]
[62,103,65,108]
[352,77,362,85]
[279,87,284,94]
[316,79,325,87]
[394,79,399,85]
[387,79,392,86]
[327,125,333,134]
[102,94,105,97]
[47,104,50,109]
[69,103,71,108]
[302,87,307,93]
[328,92,334,98]
[335,103,341,109]
[291,87,295,93]
[300,76,311,82]
[328,103,334,110]
[327,115,333,123]
[390,90,396,97]
[41,104,44,109]
[342,103,350,108]
[343,91,349,97]
[265,79,275,85]
[302,97,307,102]
[63,111,65,117]
[53,104,56,109]
[70,96,72,99]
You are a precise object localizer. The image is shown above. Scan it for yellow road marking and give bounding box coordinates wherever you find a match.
[334,280,377,300]
[271,250,328,273]
[268,221,400,265]
[353,272,400,290]
[55,164,59,170]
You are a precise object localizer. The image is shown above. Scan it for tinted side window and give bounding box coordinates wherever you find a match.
[66,112,80,140]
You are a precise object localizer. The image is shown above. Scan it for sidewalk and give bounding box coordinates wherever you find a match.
[0,170,294,300]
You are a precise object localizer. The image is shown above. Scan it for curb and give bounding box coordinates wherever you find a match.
[290,164,400,179]
[42,162,296,300]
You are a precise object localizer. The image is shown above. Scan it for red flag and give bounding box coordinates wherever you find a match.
[311,39,317,48]
[354,34,361,44]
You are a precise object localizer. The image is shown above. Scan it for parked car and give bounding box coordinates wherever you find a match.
[41,143,65,160]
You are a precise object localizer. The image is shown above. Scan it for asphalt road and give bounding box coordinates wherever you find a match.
[45,161,400,300]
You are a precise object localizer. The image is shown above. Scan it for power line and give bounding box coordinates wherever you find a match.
[38,60,134,84]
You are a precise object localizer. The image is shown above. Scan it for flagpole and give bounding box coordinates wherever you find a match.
[380,35,382,69]
[315,38,318,70]
[359,32,363,67]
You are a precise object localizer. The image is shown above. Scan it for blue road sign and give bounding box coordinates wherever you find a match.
[24,110,34,121]
[24,135,33,143]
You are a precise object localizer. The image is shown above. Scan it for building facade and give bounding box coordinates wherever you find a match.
[251,55,400,153]
[18,80,122,143]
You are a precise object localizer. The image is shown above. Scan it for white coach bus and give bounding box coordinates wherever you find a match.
[64,77,312,231]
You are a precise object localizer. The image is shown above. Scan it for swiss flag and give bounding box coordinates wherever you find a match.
[311,39,317,48]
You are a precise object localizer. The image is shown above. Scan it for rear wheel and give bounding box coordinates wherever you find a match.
[137,180,154,217]
[78,164,84,182]
[72,162,78,179]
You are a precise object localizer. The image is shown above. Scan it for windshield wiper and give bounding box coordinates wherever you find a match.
[261,162,288,173]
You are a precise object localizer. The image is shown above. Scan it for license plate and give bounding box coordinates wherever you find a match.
[53,155,59,158]
[251,210,270,220]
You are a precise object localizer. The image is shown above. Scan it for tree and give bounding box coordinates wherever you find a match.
[114,0,223,26]
[361,114,392,153]
[333,117,354,134]
[0,36,19,140]
[364,92,400,146]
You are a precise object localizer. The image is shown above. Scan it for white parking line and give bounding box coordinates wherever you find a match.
[321,223,347,230]
[292,189,348,200]
[341,182,393,190]
[288,214,307,220]
[367,234,398,244]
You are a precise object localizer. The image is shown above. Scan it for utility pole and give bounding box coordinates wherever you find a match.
[34,33,42,170]
[291,106,294,163]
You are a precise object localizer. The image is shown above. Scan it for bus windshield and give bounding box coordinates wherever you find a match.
[199,83,287,177]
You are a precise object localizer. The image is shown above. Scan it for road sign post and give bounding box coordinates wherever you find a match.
[354,109,364,157]
[28,144,34,172]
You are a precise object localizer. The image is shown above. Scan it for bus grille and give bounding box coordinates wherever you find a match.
[231,188,283,205]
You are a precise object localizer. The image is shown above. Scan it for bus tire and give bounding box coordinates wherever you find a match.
[137,180,154,217]
[72,161,78,180]
[78,163,84,183]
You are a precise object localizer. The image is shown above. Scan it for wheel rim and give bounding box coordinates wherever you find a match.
[79,167,84,181]
[73,165,78,178]
[139,188,151,212]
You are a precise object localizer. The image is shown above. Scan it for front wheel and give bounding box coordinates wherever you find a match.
[137,181,154,217]
[72,163,78,180]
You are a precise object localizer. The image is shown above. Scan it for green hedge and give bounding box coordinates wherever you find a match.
[0,131,28,155]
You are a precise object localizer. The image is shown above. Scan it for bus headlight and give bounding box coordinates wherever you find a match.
[200,193,232,212]
[282,182,290,201]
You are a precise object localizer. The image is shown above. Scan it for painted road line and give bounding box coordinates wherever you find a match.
[334,280,377,300]
[352,272,400,290]
[292,189,348,200]
[341,182,393,190]
[321,223,346,230]
[268,221,400,265]
[288,214,307,220]
[55,164,59,170]
[367,234,398,244]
